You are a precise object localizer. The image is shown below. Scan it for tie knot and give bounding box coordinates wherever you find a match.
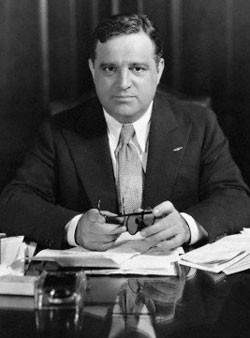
[119,124,135,145]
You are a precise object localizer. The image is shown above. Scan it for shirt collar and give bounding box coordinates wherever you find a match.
[103,101,153,152]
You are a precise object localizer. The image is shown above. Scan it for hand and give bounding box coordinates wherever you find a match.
[142,277,185,306]
[140,201,191,250]
[75,209,126,251]
[142,277,186,322]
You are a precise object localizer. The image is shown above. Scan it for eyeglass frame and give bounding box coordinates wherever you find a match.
[97,200,155,235]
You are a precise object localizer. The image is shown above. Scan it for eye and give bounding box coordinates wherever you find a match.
[103,66,116,74]
[130,66,146,73]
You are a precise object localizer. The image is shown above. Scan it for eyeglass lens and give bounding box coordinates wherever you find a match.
[126,211,154,235]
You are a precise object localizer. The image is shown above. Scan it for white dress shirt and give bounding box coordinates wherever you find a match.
[66,102,206,246]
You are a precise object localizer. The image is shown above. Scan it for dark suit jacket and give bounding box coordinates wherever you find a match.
[1,91,250,249]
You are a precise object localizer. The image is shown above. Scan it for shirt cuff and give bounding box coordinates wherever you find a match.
[181,212,207,245]
[65,214,83,247]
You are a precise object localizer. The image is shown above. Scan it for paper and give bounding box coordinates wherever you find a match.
[179,233,250,273]
[0,237,37,276]
[111,245,182,275]
[112,231,154,253]
[223,253,250,275]
[0,236,37,295]
[36,233,183,276]
[36,249,136,268]
[0,236,24,266]
[241,228,250,237]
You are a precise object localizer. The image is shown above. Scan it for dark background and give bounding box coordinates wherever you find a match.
[1,0,250,191]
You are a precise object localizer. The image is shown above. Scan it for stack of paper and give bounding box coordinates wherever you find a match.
[179,230,250,275]
[0,236,36,276]
[36,232,184,276]
[1,236,24,267]
[0,236,37,295]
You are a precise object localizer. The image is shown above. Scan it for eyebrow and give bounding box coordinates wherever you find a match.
[129,62,149,67]
[99,62,114,67]
[99,61,150,68]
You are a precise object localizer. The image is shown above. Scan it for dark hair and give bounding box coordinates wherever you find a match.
[90,13,163,63]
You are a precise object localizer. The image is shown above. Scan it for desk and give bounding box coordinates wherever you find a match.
[0,267,250,338]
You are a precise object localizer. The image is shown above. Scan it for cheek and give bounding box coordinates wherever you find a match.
[139,72,158,87]
[95,76,113,93]
[138,78,158,96]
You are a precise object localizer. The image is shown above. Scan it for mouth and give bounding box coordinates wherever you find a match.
[113,95,135,102]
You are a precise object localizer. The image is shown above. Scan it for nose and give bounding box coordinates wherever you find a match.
[117,69,132,89]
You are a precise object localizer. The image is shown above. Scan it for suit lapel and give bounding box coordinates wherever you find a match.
[62,100,118,212]
[143,94,192,208]
[61,93,192,212]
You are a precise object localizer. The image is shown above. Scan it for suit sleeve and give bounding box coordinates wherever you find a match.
[0,121,79,249]
[185,106,250,242]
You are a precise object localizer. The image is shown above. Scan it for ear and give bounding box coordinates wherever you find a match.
[156,58,165,85]
[88,59,95,79]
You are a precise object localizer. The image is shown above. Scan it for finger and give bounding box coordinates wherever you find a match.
[140,217,174,238]
[97,233,119,244]
[92,241,117,251]
[143,213,155,227]
[153,201,175,218]
[149,226,175,241]
[133,208,143,213]
[156,234,183,250]
[84,232,119,249]
[147,214,190,244]
[88,208,106,223]
[111,224,127,234]
[105,223,127,234]
[101,210,119,217]
[95,222,126,235]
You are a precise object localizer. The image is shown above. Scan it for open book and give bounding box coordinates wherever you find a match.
[36,232,183,276]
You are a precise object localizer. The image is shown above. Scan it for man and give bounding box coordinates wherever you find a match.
[0,13,250,251]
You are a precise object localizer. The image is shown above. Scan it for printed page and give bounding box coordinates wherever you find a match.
[36,232,183,275]
[179,233,250,273]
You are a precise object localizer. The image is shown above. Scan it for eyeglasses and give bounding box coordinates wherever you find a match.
[97,200,155,235]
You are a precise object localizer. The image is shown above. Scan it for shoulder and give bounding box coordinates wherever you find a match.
[155,89,218,127]
[35,94,104,144]
[49,94,102,131]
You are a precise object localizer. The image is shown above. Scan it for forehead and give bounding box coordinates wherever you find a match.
[95,32,156,63]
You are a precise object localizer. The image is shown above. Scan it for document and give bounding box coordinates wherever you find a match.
[36,232,183,276]
[0,236,24,267]
[179,231,250,274]
[0,237,37,295]
[0,236,36,276]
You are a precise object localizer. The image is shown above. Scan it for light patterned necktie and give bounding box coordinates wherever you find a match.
[115,124,143,213]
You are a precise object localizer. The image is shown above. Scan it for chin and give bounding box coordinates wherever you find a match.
[107,106,136,121]
[115,112,140,124]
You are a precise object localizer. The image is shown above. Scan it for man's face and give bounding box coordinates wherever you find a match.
[89,32,164,124]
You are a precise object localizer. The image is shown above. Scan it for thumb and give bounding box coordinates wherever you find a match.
[153,201,175,217]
